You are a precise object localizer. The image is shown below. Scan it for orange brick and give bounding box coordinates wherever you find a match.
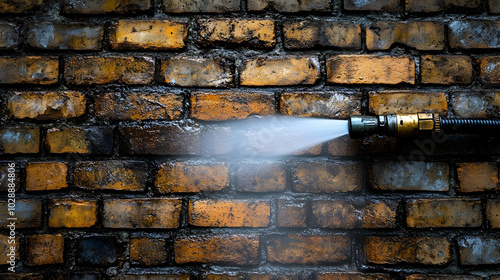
[198,19,276,48]
[406,0,481,12]
[421,55,473,84]
[292,161,363,193]
[111,275,189,280]
[110,20,187,50]
[344,0,399,12]
[0,0,42,13]
[449,20,500,49]
[327,55,415,85]
[277,199,307,228]
[74,161,147,191]
[26,162,68,191]
[26,234,64,266]
[267,235,350,264]
[457,162,499,192]
[240,56,320,86]
[0,234,19,265]
[0,127,40,154]
[130,238,168,266]
[407,275,481,280]
[62,0,151,13]
[283,21,361,49]
[0,23,19,49]
[45,127,113,154]
[28,22,103,50]
[162,57,233,87]
[189,199,270,227]
[175,235,260,265]
[327,135,362,157]
[0,199,41,228]
[369,91,447,115]
[163,0,240,13]
[406,199,482,228]
[364,236,451,265]
[487,200,500,228]
[367,21,444,50]
[247,0,331,12]
[103,198,182,228]
[48,199,98,228]
[0,57,59,85]
[479,56,500,85]
[65,56,154,85]
[7,91,86,120]
[317,273,392,280]
[190,91,276,121]
[280,91,361,118]
[235,162,286,192]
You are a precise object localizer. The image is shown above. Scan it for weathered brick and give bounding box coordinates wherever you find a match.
[457,162,499,192]
[327,55,415,85]
[0,23,18,49]
[45,127,113,154]
[119,124,201,155]
[103,198,182,228]
[240,56,320,86]
[283,21,361,49]
[26,162,68,191]
[311,199,398,229]
[407,199,482,228]
[407,276,481,280]
[449,21,500,49]
[267,235,350,264]
[189,199,270,227]
[164,0,239,13]
[74,161,147,191]
[487,200,500,228]
[130,238,168,266]
[248,0,331,12]
[367,21,444,50]
[0,234,18,265]
[452,91,500,118]
[280,92,362,118]
[26,234,64,266]
[292,161,363,193]
[112,275,189,280]
[0,199,41,228]
[28,22,103,50]
[110,20,187,50]
[175,235,260,265]
[365,236,451,265]
[155,161,229,193]
[491,0,500,13]
[204,275,241,280]
[78,236,121,265]
[190,91,276,121]
[162,57,233,87]
[62,0,151,14]
[0,0,42,13]
[277,199,307,228]
[0,274,42,280]
[317,273,392,280]
[369,91,447,115]
[0,163,20,192]
[7,91,86,120]
[198,19,276,48]
[406,0,481,12]
[458,236,500,265]
[48,199,98,228]
[0,57,59,84]
[0,127,40,154]
[235,162,286,192]
[421,55,473,84]
[327,135,362,157]
[65,56,154,85]
[479,56,500,85]
[344,0,399,12]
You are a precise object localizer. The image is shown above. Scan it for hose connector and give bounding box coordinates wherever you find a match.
[348,113,440,138]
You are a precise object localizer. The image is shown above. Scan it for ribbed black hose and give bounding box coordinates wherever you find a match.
[441,118,500,135]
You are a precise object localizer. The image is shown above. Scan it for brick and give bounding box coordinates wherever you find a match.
[458,236,500,265]
[344,0,399,12]
[0,0,42,13]
[369,91,447,115]
[155,161,229,193]
[283,21,361,49]
[421,55,473,84]
[280,91,362,118]
[267,235,350,264]
[491,0,500,13]
[406,275,482,280]
[370,161,449,191]
[327,55,415,85]
[48,199,98,228]
[487,200,500,228]
[457,162,499,192]
[0,57,59,84]
[367,21,445,50]
[26,234,64,266]
[164,0,239,13]
[26,162,68,191]
[112,276,189,280]
[327,135,362,157]
[317,273,392,280]
[74,161,147,191]
[130,238,167,266]
[119,124,201,155]
[248,0,331,12]
[452,91,500,118]
[65,56,154,85]
[0,23,18,49]
[110,20,187,50]
[0,127,39,154]
[277,199,307,228]
[28,22,103,50]
[45,127,113,154]
[205,275,241,280]
[292,161,363,193]
[162,57,233,87]
[365,236,451,265]
[0,199,41,228]
[406,0,481,12]
[7,91,86,120]
[240,56,319,86]
[407,199,482,228]
[198,19,276,48]
[0,274,42,280]
[175,235,260,265]
[449,21,500,49]
[62,0,151,14]
[0,234,19,264]
[190,91,276,121]
[78,236,120,265]
[235,162,286,192]
[479,56,500,85]
[0,163,20,192]
[189,199,270,227]
[311,199,398,229]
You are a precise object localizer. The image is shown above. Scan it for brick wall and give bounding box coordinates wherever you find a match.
[0,0,500,279]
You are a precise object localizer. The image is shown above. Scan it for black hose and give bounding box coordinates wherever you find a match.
[441,118,500,135]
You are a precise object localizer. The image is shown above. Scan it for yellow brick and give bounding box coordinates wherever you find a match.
[26,162,68,191]
[198,19,275,48]
[369,91,447,115]
[48,199,98,228]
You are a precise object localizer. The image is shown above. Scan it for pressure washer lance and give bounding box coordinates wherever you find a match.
[348,113,500,138]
